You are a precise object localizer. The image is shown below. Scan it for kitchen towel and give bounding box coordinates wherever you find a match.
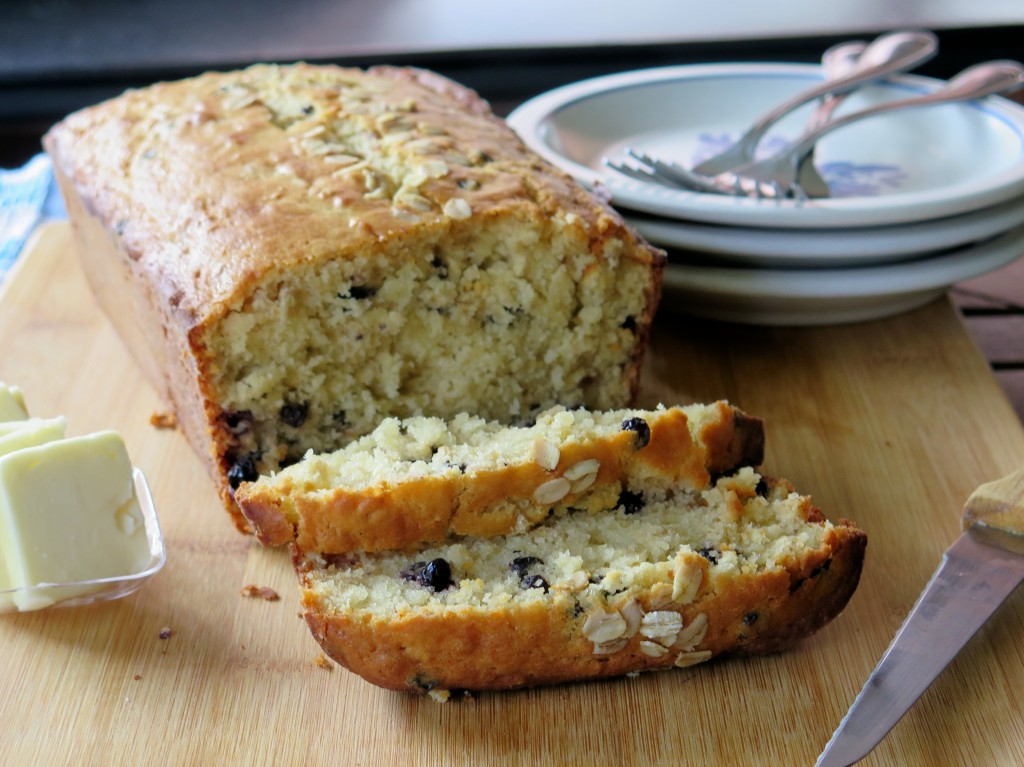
[0,154,65,279]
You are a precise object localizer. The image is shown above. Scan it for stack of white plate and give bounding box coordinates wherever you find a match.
[507,63,1024,325]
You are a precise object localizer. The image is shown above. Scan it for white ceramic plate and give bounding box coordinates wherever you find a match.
[659,221,1024,326]
[507,64,1024,229]
[626,193,1024,267]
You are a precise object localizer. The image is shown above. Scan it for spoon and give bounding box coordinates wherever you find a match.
[807,40,869,130]
[797,40,868,198]
[721,59,1024,199]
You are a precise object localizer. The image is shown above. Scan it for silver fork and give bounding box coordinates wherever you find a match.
[608,60,1024,200]
[602,41,868,197]
[605,149,724,194]
[690,30,937,177]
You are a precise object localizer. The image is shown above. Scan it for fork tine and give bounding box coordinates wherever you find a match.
[722,173,785,199]
[608,151,702,191]
[627,149,695,185]
[645,156,701,187]
[759,179,789,199]
[609,148,796,199]
[602,158,689,189]
[624,149,726,194]
[619,164,681,188]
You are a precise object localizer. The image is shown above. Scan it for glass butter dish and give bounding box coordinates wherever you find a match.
[0,468,166,613]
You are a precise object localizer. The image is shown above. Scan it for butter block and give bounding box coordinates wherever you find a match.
[0,418,66,457]
[0,418,55,441]
[0,431,151,611]
[0,383,28,422]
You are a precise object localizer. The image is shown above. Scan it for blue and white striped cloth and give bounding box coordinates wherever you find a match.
[0,154,65,278]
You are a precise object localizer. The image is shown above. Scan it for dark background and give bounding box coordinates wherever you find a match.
[3,0,1023,166]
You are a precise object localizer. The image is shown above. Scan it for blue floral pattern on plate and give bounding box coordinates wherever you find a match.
[819,162,909,197]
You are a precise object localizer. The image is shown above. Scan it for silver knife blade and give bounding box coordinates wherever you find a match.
[815,528,1024,767]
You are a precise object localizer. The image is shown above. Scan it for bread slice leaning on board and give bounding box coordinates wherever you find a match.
[234,401,765,553]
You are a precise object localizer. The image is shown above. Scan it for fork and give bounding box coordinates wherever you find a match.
[690,29,938,176]
[604,43,867,198]
[602,36,907,198]
[611,43,871,198]
[608,60,1024,200]
[605,149,724,194]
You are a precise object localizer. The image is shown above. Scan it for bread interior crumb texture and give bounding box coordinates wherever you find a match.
[305,469,832,618]
[208,216,650,473]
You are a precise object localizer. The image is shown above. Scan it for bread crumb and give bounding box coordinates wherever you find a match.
[149,411,178,429]
[314,654,333,670]
[240,584,280,601]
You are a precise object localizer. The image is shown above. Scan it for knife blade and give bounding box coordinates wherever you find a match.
[816,468,1024,767]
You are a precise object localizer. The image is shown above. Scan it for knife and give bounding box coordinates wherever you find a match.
[815,467,1024,767]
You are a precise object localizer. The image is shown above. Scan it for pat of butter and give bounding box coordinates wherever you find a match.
[0,431,151,611]
[0,383,28,422]
[0,418,66,456]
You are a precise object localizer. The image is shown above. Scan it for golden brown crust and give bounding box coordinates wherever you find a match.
[236,403,765,553]
[735,523,867,654]
[297,519,866,692]
[699,401,765,476]
[48,159,253,532]
[45,62,662,333]
[367,65,495,116]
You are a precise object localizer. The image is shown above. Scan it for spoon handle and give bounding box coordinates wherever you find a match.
[807,41,867,130]
[787,60,1024,161]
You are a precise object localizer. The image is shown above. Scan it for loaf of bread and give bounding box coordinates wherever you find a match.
[297,466,866,693]
[236,400,765,553]
[44,63,664,531]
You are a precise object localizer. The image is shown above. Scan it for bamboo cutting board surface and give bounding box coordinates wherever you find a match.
[2,222,1024,766]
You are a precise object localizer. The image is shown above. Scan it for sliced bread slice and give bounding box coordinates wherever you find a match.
[236,400,764,553]
[296,467,866,693]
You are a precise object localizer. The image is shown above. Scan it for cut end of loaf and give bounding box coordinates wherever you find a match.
[205,203,658,501]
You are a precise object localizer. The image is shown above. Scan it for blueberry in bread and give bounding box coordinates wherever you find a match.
[296,467,866,693]
[235,400,765,553]
[44,63,664,531]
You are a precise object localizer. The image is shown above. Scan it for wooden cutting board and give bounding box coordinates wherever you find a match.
[2,222,1024,766]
